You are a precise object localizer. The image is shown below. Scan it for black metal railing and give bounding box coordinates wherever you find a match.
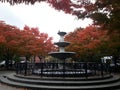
[15,62,112,77]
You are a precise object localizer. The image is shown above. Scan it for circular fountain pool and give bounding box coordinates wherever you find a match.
[33,69,93,77]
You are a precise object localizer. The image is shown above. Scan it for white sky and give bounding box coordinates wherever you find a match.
[0,2,92,42]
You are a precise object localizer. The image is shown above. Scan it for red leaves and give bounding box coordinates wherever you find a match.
[1,0,120,30]
[0,20,54,58]
[0,35,6,44]
[19,26,54,57]
[77,26,108,49]
[65,25,109,59]
[48,0,73,13]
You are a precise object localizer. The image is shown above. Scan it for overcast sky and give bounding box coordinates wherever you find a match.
[0,2,92,42]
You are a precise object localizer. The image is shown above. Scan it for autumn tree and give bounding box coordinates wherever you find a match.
[16,25,55,62]
[0,21,6,61]
[1,0,120,62]
[106,31,120,65]
[0,21,55,68]
[1,0,120,31]
[0,20,22,68]
[65,25,109,62]
[16,26,36,61]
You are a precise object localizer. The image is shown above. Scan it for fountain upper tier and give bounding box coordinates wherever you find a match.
[54,41,70,47]
[58,31,66,36]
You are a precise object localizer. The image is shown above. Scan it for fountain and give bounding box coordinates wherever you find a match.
[47,31,92,77]
[32,31,93,77]
[48,31,75,60]
[47,31,76,77]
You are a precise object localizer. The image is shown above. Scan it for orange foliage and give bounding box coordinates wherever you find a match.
[0,21,55,61]
[65,25,109,60]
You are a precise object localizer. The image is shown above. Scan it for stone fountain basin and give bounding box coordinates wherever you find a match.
[54,42,70,47]
[48,52,76,60]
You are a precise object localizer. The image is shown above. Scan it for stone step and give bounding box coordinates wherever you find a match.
[6,74,120,86]
[0,74,120,90]
[1,76,120,90]
[14,74,113,81]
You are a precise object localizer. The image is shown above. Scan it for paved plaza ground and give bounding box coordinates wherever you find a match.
[0,70,28,90]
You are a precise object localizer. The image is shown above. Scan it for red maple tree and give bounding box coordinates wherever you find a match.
[65,25,109,61]
[0,21,55,66]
